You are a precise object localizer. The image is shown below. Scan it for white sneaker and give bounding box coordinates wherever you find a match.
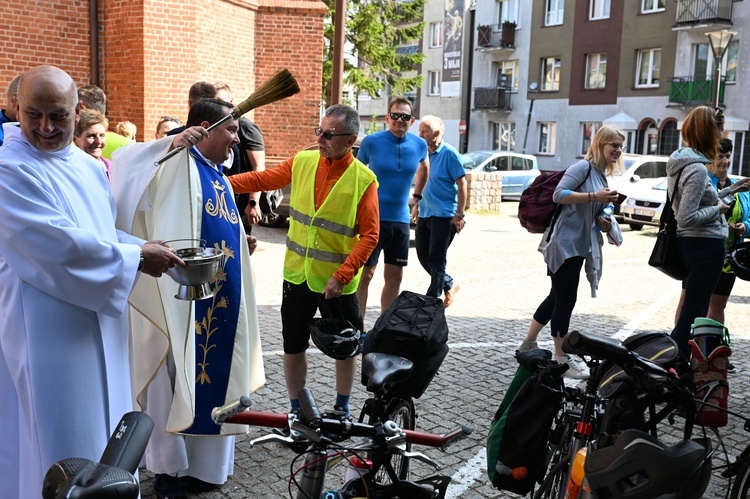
[518,340,539,351]
[555,354,589,379]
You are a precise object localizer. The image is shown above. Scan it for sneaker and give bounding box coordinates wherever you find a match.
[555,354,589,380]
[727,362,736,374]
[518,340,539,351]
[333,405,351,420]
[443,282,461,308]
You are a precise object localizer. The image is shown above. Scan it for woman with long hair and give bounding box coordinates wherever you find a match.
[669,107,750,358]
[518,125,624,378]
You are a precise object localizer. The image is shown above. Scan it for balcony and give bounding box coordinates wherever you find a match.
[667,75,725,106]
[673,0,732,29]
[473,87,512,111]
[395,44,419,56]
[476,23,515,51]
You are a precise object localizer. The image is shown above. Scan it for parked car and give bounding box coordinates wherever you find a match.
[461,150,540,200]
[619,177,667,230]
[608,154,669,221]
[259,138,362,228]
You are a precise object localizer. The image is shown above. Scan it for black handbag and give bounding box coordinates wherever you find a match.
[649,172,687,280]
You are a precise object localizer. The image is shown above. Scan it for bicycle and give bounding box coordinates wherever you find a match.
[534,330,750,499]
[212,385,472,498]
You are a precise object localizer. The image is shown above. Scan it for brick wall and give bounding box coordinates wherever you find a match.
[2,0,326,157]
[466,172,503,212]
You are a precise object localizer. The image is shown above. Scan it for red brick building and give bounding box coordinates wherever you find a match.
[1,0,327,160]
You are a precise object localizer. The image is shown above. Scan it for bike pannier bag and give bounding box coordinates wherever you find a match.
[689,318,731,427]
[487,350,566,495]
[362,291,449,398]
[518,162,590,235]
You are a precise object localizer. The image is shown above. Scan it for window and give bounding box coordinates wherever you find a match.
[545,0,564,26]
[429,22,443,48]
[428,71,441,96]
[538,122,557,154]
[492,122,516,151]
[581,122,602,155]
[694,40,740,83]
[589,0,610,20]
[636,48,661,87]
[496,0,520,24]
[494,60,519,91]
[641,0,665,13]
[541,57,561,91]
[585,53,607,89]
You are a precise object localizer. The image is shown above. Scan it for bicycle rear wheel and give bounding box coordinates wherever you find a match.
[533,455,570,499]
[369,396,415,484]
[732,458,750,499]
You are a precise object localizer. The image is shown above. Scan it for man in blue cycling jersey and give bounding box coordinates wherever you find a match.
[355,97,429,320]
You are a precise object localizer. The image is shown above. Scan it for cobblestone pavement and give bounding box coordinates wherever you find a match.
[138,205,750,498]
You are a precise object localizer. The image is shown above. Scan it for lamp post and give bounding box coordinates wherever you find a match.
[706,30,735,109]
[521,82,538,154]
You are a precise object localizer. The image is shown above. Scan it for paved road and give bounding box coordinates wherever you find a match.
[138,205,750,498]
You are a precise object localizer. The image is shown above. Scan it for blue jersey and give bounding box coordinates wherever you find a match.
[358,130,428,223]
[420,141,466,218]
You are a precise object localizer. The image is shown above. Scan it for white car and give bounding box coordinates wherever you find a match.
[608,154,669,222]
[620,177,667,230]
[461,150,540,200]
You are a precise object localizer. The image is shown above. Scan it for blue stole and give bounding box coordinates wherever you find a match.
[185,149,243,435]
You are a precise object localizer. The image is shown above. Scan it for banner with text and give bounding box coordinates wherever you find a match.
[442,0,464,97]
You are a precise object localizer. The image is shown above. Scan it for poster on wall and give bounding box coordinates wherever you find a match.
[442,0,463,97]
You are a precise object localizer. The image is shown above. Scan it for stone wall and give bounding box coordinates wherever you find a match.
[466,172,503,212]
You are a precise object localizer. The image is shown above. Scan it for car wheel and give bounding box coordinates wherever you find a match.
[259,212,287,228]
[628,223,644,231]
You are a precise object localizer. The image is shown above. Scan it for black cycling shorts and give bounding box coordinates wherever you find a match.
[280,280,363,354]
[365,221,410,268]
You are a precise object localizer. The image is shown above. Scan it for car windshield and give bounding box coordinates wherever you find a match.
[462,151,492,170]
[654,178,668,190]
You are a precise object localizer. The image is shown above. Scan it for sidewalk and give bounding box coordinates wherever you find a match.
[138,206,750,498]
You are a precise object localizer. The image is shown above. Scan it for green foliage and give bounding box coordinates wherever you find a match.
[322,0,426,104]
[366,113,379,134]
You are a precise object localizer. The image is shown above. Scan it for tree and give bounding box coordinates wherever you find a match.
[321,0,426,105]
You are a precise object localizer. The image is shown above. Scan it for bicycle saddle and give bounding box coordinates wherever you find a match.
[362,352,414,393]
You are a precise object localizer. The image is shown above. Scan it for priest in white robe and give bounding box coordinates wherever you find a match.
[0,65,182,499]
[111,98,265,496]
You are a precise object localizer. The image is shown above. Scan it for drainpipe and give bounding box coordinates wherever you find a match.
[460,5,476,154]
[89,0,100,86]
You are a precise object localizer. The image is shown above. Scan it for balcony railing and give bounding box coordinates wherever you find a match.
[476,23,515,50]
[674,0,732,27]
[473,87,511,110]
[668,76,725,105]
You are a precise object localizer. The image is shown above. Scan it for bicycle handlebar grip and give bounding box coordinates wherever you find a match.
[211,395,252,424]
[99,411,154,474]
[298,387,322,427]
[563,331,632,365]
[403,425,473,449]
[225,410,289,428]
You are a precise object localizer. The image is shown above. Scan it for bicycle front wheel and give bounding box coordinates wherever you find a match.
[370,397,415,484]
[732,457,750,499]
[533,455,570,499]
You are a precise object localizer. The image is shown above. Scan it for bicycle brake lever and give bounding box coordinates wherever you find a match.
[403,450,441,469]
[249,433,297,448]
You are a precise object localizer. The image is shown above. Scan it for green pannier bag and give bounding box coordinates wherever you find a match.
[487,349,566,495]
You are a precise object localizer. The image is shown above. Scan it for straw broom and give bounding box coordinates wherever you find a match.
[155,69,301,165]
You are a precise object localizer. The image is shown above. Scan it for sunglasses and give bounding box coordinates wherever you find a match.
[159,116,182,124]
[314,127,353,140]
[389,112,412,122]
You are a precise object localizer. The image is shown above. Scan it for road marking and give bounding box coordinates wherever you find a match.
[446,448,487,498]
[612,283,681,341]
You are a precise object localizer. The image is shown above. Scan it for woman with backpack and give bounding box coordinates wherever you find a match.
[518,125,624,379]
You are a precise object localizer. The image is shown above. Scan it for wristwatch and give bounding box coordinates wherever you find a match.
[456,212,465,220]
[137,249,145,271]
[248,199,257,208]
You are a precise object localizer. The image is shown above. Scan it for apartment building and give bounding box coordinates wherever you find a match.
[466,0,748,174]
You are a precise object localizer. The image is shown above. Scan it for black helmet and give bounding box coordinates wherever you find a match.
[309,318,361,360]
[585,429,711,499]
[727,241,750,281]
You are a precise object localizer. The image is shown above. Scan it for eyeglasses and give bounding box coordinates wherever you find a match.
[608,143,624,150]
[314,127,353,140]
[389,112,412,122]
[159,116,182,124]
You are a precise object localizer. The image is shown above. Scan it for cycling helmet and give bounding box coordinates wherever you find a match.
[309,318,361,360]
[585,429,711,499]
[727,241,750,281]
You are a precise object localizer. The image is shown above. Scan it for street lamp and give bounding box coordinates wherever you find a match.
[521,82,538,154]
[706,30,736,109]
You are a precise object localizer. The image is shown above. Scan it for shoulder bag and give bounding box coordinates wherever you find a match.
[648,171,687,280]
